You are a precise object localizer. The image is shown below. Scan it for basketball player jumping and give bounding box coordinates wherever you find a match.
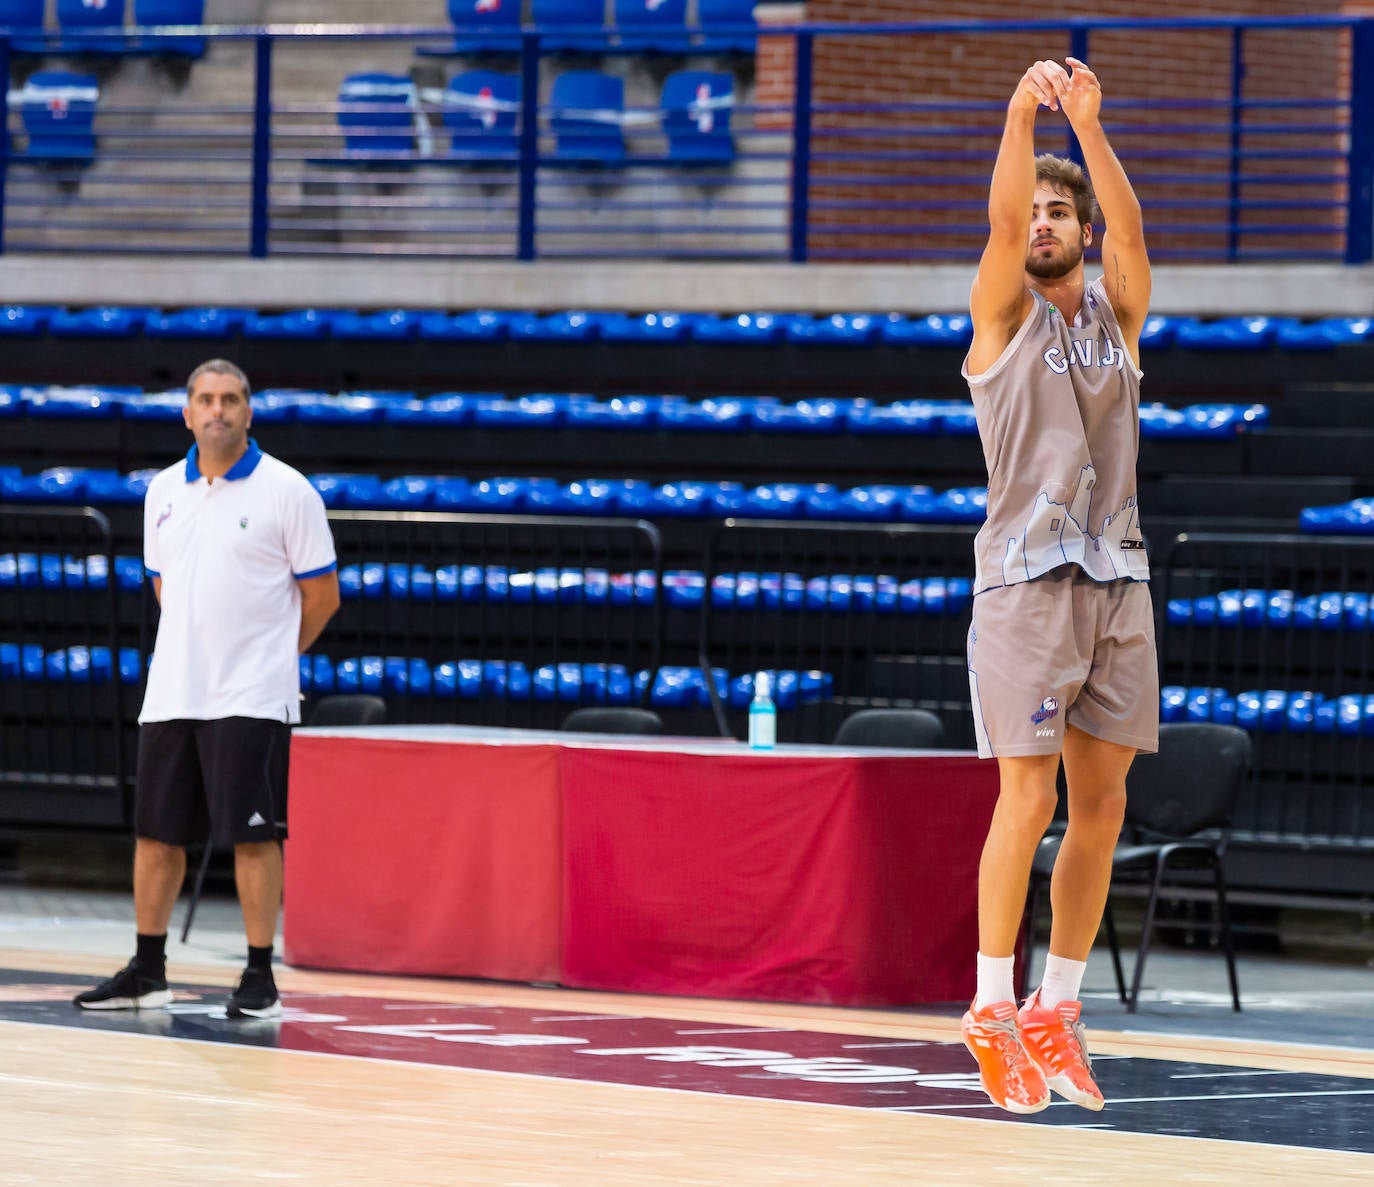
[960,57,1159,1113]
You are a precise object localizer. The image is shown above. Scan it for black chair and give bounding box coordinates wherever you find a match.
[832,708,947,749]
[560,706,664,735]
[179,693,389,942]
[1023,722,1251,1012]
[306,694,388,727]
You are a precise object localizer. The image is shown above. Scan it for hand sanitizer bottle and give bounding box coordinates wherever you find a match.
[748,670,776,750]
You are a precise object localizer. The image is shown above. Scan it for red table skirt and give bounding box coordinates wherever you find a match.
[284,732,999,1006]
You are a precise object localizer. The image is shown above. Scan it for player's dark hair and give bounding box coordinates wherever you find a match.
[1035,154,1098,226]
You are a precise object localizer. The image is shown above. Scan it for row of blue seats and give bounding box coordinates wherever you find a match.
[0,389,1266,439]
[0,0,205,57]
[0,643,826,710]
[0,305,1367,350]
[1300,499,1374,536]
[1162,685,1374,736]
[14,642,1369,730]
[1167,590,1374,629]
[1,469,992,522]
[429,0,757,57]
[0,552,975,614]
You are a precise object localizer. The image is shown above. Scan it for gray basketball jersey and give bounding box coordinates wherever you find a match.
[962,277,1149,594]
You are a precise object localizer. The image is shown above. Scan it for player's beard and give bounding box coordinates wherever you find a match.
[1025,235,1085,280]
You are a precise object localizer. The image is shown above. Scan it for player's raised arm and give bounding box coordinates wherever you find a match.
[1061,56,1150,350]
[967,61,1069,374]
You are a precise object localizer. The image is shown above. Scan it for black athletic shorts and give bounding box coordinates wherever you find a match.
[134,718,291,847]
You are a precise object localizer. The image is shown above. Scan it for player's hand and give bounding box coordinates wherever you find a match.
[1061,56,1102,127]
[1011,60,1070,113]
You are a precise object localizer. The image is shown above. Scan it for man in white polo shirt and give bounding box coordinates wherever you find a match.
[75,358,340,1019]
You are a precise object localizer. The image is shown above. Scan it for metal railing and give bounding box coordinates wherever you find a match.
[698,519,979,745]
[0,504,128,827]
[1156,531,1374,850]
[0,15,1369,262]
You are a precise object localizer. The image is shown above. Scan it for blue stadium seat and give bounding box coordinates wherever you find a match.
[661,70,734,163]
[16,71,99,163]
[336,73,417,160]
[23,386,130,417]
[532,0,609,54]
[328,309,422,340]
[142,306,245,338]
[691,312,782,343]
[506,310,603,340]
[132,0,205,58]
[443,70,520,160]
[566,396,656,429]
[596,311,691,341]
[877,313,972,347]
[0,0,50,53]
[1275,316,1374,350]
[55,0,127,53]
[1136,314,1177,349]
[750,398,846,433]
[846,399,940,436]
[242,309,330,339]
[1173,316,1275,350]
[615,0,691,53]
[548,71,625,164]
[696,0,756,53]
[48,305,150,336]
[428,0,522,55]
[1300,497,1374,535]
[417,310,510,340]
[784,312,878,345]
[0,305,60,335]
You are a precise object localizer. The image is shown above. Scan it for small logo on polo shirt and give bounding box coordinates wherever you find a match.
[247,811,266,827]
[156,503,173,529]
[239,517,249,529]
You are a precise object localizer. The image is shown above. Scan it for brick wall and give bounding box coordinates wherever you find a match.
[756,2,1374,260]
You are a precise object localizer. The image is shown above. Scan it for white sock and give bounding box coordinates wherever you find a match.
[973,952,1016,1010]
[1038,954,1088,1008]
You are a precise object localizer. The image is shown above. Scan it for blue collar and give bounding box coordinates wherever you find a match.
[184,439,263,483]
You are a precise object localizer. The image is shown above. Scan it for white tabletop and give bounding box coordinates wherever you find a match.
[294,722,973,760]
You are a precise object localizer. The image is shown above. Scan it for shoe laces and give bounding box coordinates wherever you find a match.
[978,1014,1038,1076]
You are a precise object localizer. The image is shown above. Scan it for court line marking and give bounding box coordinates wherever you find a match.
[2,1016,1369,1159]
[675,1027,796,1035]
[1170,1070,1303,1080]
[841,1042,933,1050]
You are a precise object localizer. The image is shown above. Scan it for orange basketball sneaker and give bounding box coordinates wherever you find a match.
[1017,989,1105,1110]
[960,1000,1050,1114]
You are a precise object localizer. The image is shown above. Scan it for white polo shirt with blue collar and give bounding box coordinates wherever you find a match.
[139,440,336,725]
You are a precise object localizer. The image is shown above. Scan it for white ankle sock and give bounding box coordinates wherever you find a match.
[1038,954,1088,1008]
[974,952,1016,1010]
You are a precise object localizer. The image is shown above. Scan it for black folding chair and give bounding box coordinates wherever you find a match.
[1023,723,1251,1012]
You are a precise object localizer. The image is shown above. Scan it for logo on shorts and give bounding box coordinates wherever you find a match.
[239,517,249,529]
[1120,538,1145,550]
[1030,696,1059,724]
[247,811,266,827]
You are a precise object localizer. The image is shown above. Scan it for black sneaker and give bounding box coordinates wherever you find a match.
[74,960,172,1010]
[226,965,281,1019]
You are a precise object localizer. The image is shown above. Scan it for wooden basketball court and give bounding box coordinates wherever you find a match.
[2,945,1371,1186]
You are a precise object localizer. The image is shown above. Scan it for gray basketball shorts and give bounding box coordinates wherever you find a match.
[966,566,1159,759]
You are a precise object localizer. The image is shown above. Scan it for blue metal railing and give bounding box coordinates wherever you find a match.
[0,16,1369,264]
